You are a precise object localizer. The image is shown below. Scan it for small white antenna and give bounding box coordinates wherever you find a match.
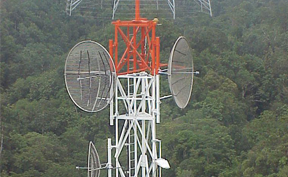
[155,158,170,169]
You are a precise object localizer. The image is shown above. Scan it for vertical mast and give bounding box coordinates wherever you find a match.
[135,0,140,20]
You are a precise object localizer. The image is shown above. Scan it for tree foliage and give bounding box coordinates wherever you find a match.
[1,0,288,176]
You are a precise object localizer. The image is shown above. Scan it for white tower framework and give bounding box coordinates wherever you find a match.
[65,0,212,18]
[108,73,163,177]
[194,0,213,16]
[66,0,83,16]
[112,0,176,19]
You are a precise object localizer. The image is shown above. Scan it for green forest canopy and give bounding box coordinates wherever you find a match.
[1,0,288,176]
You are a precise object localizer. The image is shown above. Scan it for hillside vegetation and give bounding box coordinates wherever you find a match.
[1,0,288,176]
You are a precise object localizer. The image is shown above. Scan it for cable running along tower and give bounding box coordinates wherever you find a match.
[64,0,212,177]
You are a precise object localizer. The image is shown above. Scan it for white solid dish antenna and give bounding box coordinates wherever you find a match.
[156,158,170,169]
[64,40,115,112]
[168,36,194,109]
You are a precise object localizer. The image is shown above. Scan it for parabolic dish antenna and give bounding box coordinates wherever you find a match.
[168,36,194,109]
[65,40,115,112]
[88,141,101,177]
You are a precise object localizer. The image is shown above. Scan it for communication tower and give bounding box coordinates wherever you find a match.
[64,0,211,177]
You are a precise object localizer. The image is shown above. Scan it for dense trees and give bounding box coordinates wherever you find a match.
[1,0,288,176]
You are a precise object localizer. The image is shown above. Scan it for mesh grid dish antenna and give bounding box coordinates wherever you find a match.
[168,36,194,109]
[88,141,101,177]
[64,40,115,112]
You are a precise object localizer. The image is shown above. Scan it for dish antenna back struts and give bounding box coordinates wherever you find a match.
[65,0,209,176]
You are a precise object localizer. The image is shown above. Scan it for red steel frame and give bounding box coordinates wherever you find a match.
[109,0,160,75]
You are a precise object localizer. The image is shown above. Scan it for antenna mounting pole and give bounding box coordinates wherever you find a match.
[135,0,140,20]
